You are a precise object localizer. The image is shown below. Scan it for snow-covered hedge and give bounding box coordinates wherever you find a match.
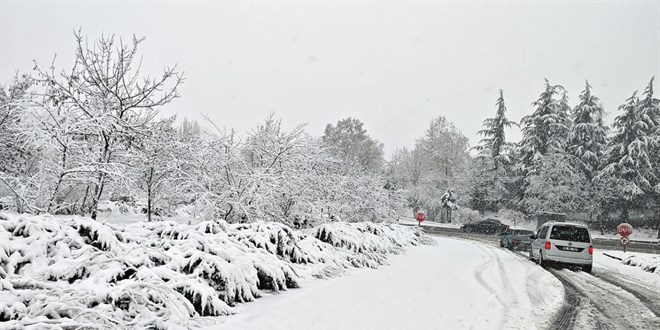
[0,212,426,329]
[621,253,659,274]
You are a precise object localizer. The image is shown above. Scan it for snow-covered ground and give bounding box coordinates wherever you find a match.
[208,237,564,330]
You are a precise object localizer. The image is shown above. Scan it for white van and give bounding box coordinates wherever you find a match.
[529,221,593,273]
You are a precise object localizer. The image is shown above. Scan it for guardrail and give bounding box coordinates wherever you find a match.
[592,238,659,254]
[400,222,660,254]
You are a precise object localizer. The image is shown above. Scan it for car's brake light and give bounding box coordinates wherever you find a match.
[544,241,551,250]
[588,246,593,254]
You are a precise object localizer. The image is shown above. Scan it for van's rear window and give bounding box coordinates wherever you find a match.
[549,225,590,242]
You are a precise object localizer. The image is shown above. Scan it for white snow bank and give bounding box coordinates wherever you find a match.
[602,250,660,274]
[0,212,426,329]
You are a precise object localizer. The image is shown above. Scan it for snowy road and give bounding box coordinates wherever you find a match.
[427,230,660,329]
[547,252,660,330]
[550,268,659,329]
[209,237,564,330]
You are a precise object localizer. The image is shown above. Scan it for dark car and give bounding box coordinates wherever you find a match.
[462,218,509,234]
[499,229,535,250]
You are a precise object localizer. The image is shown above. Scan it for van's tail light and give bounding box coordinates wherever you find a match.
[588,246,593,254]
[544,241,551,250]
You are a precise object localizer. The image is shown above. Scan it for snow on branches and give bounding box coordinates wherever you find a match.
[0,212,426,329]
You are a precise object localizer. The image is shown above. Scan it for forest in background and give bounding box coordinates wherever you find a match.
[1,32,658,234]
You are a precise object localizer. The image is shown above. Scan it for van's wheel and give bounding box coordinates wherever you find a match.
[538,251,546,267]
[582,265,592,273]
[528,246,534,261]
[465,227,472,233]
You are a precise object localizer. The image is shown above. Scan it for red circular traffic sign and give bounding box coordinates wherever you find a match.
[415,212,426,223]
[617,223,633,237]
[620,237,630,245]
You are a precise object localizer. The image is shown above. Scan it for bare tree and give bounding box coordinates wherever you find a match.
[33,30,183,219]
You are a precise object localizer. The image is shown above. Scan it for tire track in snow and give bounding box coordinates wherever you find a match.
[547,269,590,330]
[472,244,507,307]
[474,243,516,306]
[472,242,555,330]
[593,272,660,318]
[550,268,660,329]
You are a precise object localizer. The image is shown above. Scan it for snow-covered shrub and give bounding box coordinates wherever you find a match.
[455,208,480,224]
[621,253,659,274]
[230,221,317,264]
[314,222,421,268]
[0,212,426,328]
[496,209,536,225]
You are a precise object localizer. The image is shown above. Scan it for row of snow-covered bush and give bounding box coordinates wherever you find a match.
[0,212,428,329]
[620,253,660,274]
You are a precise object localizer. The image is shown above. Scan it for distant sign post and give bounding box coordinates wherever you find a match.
[617,223,633,252]
[415,212,426,226]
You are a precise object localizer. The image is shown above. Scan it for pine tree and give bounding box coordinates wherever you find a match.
[637,77,660,192]
[470,90,518,212]
[636,77,660,235]
[474,90,518,169]
[517,79,573,212]
[519,79,572,170]
[599,91,655,204]
[521,153,588,214]
[568,81,608,180]
[638,77,660,137]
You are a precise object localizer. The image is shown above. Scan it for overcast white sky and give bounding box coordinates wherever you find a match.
[1,1,659,156]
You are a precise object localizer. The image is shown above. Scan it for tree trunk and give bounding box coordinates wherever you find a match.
[47,145,68,213]
[80,185,90,217]
[91,134,111,220]
[656,207,660,239]
[147,167,153,222]
[14,195,23,213]
[47,173,65,213]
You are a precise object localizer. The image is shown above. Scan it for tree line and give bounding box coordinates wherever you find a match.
[1,31,658,231]
[0,32,400,226]
[464,79,659,230]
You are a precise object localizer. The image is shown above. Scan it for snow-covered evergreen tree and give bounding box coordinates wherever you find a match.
[568,81,608,180]
[519,79,572,169]
[636,77,660,234]
[521,154,588,214]
[637,77,660,194]
[466,157,510,213]
[474,89,517,169]
[469,90,518,213]
[599,90,656,206]
[517,79,573,212]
